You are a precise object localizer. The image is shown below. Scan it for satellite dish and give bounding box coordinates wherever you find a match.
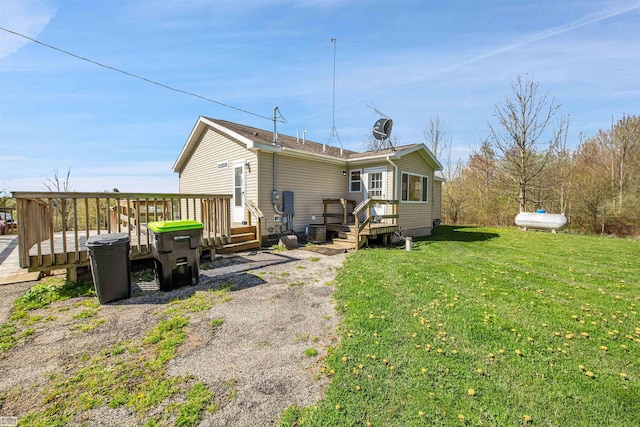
[372,118,393,140]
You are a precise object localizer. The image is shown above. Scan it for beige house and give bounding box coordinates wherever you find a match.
[173,116,442,249]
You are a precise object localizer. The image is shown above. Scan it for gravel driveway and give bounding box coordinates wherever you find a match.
[0,247,348,426]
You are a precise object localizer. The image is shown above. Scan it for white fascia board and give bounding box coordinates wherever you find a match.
[203,118,255,147]
[248,143,346,164]
[278,146,347,164]
[394,144,443,171]
[173,117,257,173]
[250,142,281,153]
[173,118,207,172]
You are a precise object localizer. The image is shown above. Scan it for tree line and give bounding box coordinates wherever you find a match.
[429,75,639,236]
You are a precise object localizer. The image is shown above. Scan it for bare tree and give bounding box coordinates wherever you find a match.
[610,114,639,211]
[488,75,566,212]
[43,168,73,230]
[423,115,451,162]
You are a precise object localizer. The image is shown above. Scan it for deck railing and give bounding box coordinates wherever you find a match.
[245,199,264,244]
[323,199,356,225]
[12,192,231,272]
[353,198,399,250]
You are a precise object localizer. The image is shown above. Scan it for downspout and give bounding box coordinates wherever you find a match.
[388,156,402,242]
[386,156,398,200]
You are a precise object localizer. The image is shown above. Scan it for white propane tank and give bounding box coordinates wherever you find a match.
[515,210,568,232]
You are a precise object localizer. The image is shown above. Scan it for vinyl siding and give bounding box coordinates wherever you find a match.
[178,127,257,221]
[394,151,434,234]
[258,152,348,234]
[433,180,442,220]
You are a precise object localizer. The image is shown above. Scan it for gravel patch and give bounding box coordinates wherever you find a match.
[0,247,347,426]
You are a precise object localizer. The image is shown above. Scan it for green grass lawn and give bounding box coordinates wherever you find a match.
[282,226,640,426]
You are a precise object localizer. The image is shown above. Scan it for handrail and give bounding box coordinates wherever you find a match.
[245,199,264,219]
[354,198,399,250]
[353,198,399,217]
[245,199,264,245]
[12,191,232,272]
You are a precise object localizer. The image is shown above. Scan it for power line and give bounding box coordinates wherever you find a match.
[0,26,283,122]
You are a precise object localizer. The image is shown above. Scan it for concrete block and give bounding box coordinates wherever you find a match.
[278,235,299,250]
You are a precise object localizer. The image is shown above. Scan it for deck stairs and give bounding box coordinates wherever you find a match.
[327,223,365,249]
[218,225,261,253]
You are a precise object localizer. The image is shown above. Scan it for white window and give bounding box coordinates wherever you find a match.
[401,173,428,202]
[349,169,362,192]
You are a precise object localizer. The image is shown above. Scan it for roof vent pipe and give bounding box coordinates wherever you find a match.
[303,130,307,144]
[296,130,299,143]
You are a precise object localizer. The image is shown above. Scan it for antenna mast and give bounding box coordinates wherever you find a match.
[328,37,343,155]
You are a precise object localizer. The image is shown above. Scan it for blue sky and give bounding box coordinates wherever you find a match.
[1,0,639,193]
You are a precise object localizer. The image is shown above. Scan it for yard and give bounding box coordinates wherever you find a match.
[282,226,640,426]
[0,226,638,426]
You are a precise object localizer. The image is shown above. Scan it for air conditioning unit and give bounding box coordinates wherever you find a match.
[307,225,326,243]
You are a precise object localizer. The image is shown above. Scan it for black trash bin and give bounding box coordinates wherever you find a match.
[147,220,203,291]
[86,233,131,304]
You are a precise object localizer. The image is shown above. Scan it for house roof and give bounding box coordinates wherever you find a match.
[173,116,442,172]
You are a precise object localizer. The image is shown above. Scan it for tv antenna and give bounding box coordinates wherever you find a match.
[327,38,343,155]
[366,104,394,151]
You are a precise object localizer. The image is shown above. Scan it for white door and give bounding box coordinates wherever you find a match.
[232,162,245,223]
[363,167,387,219]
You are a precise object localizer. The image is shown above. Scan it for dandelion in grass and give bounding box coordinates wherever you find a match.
[458,414,465,421]
[418,411,425,417]
[514,349,523,356]
[421,368,427,374]
[342,356,347,362]
[523,414,532,422]
[578,365,585,371]
[467,388,475,396]
[620,372,628,379]
[335,404,341,410]
[476,368,484,374]
[586,371,595,378]
[355,385,361,390]
[600,345,608,351]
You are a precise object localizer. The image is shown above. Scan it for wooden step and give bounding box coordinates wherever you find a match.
[331,238,356,249]
[337,231,357,242]
[231,226,257,235]
[218,239,261,253]
[229,232,256,244]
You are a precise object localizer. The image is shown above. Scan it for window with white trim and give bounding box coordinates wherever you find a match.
[349,169,362,192]
[401,173,428,202]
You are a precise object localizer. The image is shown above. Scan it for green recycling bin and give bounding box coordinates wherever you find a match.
[86,233,131,304]
[148,220,203,291]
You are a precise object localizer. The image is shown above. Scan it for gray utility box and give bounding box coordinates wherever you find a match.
[86,233,131,304]
[148,220,203,291]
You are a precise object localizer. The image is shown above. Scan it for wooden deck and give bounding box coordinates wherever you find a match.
[323,198,400,249]
[24,226,256,272]
[12,192,236,276]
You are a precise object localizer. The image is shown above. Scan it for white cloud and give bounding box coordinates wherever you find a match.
[0,0,57,58]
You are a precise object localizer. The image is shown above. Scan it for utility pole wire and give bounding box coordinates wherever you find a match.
[0,26,284,122]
